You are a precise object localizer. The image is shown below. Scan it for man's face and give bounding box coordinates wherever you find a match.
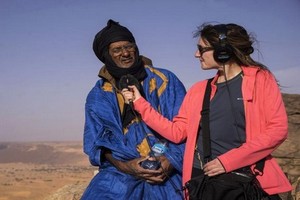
[108,41,136,68]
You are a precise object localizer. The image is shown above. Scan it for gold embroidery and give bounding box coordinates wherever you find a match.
[137,137,151,157]
[145,66,168,97]
[149,78,156,93]
[102,82,113,92]
[117,92,125,114]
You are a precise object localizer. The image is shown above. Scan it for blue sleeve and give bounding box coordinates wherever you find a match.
[83,103,103,166]
[83,83,110,167]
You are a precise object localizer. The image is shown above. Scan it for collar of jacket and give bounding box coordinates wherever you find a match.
[210,66,260,101]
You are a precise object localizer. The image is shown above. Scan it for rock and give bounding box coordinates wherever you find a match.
[274,93,300,199]
[44,182,87,200]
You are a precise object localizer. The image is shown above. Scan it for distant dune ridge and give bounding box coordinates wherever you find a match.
[0,141,88,165]
[0,142,94,200]
[0,93,299,200]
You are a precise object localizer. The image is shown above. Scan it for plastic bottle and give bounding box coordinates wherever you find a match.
[151,140,168,156]
[140,140,168,170]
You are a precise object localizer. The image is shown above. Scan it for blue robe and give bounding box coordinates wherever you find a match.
[82,66,186,199]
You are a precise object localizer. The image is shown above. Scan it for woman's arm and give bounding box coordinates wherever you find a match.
[122,86,188,143]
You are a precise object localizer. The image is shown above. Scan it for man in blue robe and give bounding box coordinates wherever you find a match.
[81,19,186,200]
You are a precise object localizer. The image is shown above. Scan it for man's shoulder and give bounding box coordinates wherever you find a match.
[145,65,179,79]
[86,79,110,97]
[150,65,174,73]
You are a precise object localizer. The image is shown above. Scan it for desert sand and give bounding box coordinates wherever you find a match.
[0,141,96,200]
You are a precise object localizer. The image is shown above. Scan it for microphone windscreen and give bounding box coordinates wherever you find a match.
[119,74,140,90]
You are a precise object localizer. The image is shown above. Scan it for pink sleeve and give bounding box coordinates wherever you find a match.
[134,97,187,143]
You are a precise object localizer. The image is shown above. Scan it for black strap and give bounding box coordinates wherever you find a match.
[200,78,213,163]
[199,78,265,174]
[254,158,266,175]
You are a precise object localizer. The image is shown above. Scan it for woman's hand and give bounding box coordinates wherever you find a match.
[121,85,142,104]
[203,158,226,176]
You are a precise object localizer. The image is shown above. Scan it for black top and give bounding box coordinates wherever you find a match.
[193,72,246,169]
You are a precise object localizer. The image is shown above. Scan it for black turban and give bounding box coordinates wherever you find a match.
[93,19,136,63]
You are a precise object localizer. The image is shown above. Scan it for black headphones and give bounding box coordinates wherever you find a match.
[213,24,233,63]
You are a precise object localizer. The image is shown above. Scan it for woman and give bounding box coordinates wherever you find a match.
[122,23,292,199]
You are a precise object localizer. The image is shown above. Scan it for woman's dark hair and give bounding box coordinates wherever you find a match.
[194,23,269,71]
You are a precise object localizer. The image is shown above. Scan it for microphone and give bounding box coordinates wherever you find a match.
[119,74,140,90]
[119,74,140,105]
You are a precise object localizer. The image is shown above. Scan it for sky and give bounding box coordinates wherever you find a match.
[1,0,299,142]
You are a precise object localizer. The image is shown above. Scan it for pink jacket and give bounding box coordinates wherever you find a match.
[134,66,292,195]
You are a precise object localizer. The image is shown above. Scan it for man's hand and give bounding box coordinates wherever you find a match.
[104,150,173,184]
[154,155,174,183]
